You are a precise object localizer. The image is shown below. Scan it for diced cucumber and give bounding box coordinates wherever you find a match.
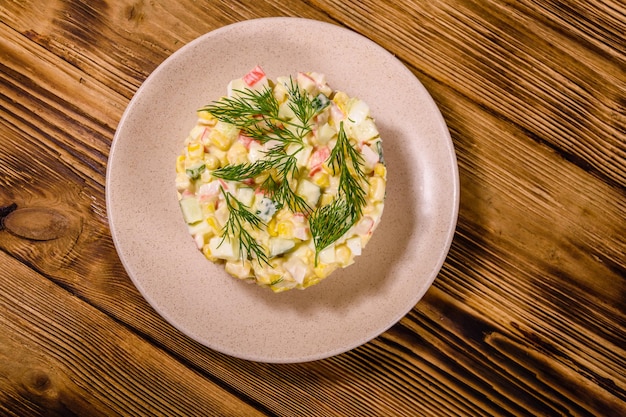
[278,100,296,120]
[186,162,206,180]
[352,118,379,143]
[312,93,330,112]
[347,99,370,124]
[208,236,240,261]
[269,237,295,257]
[237,187,255,207]
[179,197,203,224]
[288,143,312,169]
[317,123,336,145]
[255,197,277,222]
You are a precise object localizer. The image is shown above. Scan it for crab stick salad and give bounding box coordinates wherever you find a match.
[175,66,386,292]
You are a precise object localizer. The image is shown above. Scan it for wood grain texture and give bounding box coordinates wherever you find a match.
[1,0,625,415]
[0,252,267,417]
[318,0,626,188]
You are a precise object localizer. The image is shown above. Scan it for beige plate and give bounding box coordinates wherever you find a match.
[106,17,459,363]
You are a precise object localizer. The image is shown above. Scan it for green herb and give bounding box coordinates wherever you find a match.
[210,159,270,182]
[204,79,323,213]
[309,198,354,261]
[220,188,270,266]
[269,277,284,286]
[310,122,368,262]
[201,87,280,140]
[202,80,367,263]
[185,162,206,180]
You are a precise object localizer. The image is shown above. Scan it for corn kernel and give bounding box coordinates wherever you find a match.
[187,142,204,160]
[227,141,248,165]
[304,249,314,265]
[368,177,386,202]
[206,216,220,233]
[374,162,387,178]
[197,110,217,124]
[176,155,186,173]
[202,244,217,261]
[335,244,352,266]
[314,263,336,279]
[321,163,334,175]
[208,147,228,167]
[277,221,293,238]
[311,171,330,188]
[209,132,227,151]
[209,121,238,150]
[319,193,334,206]
[267,218,278,237]
[256,260,284,285]
[225,260,251,279]
[204,154,220,170]
[303,276,321,288]
[202,201,216,215]
[333,91,349,113]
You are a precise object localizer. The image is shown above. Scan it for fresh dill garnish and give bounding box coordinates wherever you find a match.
[204,80,323,214]
[202,79,366,264]
[310,122,368,262]
[220,188,270,266]
[309,198,354,262]
[211,159,270,181]
[285,77,316,134]
[329,121,368,217]
[201,87,279,139]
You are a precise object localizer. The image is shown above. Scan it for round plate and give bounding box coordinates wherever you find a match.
[106,17,459,363]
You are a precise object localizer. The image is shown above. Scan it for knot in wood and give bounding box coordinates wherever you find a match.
[3,207,70,241]
[24,368,52,392]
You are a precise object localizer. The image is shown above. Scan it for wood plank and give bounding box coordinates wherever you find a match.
[2,41,624,414]
[0,252,267,417]
[1,0,625,415]
[2,0,334,99]
[317,0,626,188]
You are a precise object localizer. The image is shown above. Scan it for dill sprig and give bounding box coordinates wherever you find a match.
[205,80,324,214]
[220,188,270,266]
[202,78,367,264]
[310,122,368,261]
[201,78,323,145]
[285,78,316,134]
[309,198,354,261]
[201,87,279,140]
[211,159,270,181]
[330,122,368,218]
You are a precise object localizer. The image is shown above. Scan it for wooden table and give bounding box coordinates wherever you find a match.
[1,1,624,415]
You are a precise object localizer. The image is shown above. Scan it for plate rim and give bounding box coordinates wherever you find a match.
[106,17,459,363]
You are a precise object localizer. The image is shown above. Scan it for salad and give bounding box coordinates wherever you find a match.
[175,66,386,292]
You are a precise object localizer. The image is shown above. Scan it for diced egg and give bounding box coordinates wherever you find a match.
[346,236,362,256]
[283,256,307,284]
[237,187,255,207]
[347,99,370,124]
[319,244,336,264]
[296,179,321,208]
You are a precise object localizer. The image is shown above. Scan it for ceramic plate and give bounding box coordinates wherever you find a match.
[106,17,459,363]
